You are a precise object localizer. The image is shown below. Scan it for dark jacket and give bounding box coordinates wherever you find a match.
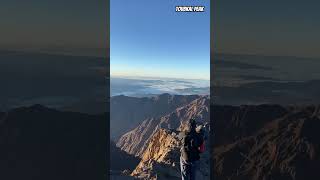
[180,130,204,162]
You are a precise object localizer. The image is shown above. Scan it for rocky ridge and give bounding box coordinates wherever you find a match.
[117,96,209,157]
[110,94,200,140]
[132,129,210,180]
[214,105,320,180]
[114,95,210,179]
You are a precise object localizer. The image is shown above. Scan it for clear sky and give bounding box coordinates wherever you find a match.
[111,0,210,80]
[214,0,320,58]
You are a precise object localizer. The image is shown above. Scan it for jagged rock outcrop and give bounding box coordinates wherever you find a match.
[132,129,210,180]
[214,105,320,180]
[110,94,200,140]
[117,96,209,157]
[131,129,181,179]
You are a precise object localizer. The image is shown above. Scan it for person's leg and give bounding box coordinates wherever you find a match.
[190,161,197,180]
[180,156,190,180]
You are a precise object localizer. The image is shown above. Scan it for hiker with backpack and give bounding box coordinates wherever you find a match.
[180,119,205,180]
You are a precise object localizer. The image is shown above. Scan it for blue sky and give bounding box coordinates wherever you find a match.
[111,0,210,80]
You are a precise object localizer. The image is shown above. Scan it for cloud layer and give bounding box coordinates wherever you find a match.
[111,77,210,97]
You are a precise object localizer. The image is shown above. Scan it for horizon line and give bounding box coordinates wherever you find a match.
[110,75,210,81]
[214,51,320,60]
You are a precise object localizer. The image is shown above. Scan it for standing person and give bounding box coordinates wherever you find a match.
[180,119,205,180]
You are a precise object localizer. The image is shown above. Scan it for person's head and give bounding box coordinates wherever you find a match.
[196,125,203,133]
[186,118,197,132]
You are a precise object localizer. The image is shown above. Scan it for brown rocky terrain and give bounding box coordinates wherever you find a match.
[117,96,209,157]
[113,95,210,179]
[112,95,320,180]
[110,94,200,140]
[131,129,181,179]
[111,94,210,179]
[214,105,320,180]
[131,129,210,180]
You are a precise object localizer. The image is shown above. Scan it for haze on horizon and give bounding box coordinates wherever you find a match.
[110,71,210,81]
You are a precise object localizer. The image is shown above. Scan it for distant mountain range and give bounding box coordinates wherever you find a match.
[213,53,320,105]
[0,50,107,111]
[214,80,320,105]
[213,53,320,84]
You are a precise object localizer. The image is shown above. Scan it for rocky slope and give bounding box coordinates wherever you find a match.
[214,105,320,180]
[213,104,288,146]
[113,95,210,179]
[110,94,199,140]
[131,129,210,180]
[131,129,181,179]
[117,96,209,157]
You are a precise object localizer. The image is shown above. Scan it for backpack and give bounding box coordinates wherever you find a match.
[181,131,203,162]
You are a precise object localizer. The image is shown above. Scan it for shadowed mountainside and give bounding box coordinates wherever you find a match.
[213,104,288,146]
[0,105,107,180]
[110,94,200,140]
[110,141,140,171]
[213,105,320,180]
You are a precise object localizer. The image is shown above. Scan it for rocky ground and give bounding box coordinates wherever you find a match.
[131,129,210,180]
